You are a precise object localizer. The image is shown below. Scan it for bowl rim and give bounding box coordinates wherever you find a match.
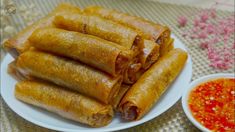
[181,73,235,132]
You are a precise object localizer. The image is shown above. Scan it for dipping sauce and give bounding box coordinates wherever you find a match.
[188,78,235,132]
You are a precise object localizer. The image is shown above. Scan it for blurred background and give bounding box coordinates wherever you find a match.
[149,0,234,11]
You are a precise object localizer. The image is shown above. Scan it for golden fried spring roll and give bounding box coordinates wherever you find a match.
[123,58,142,84]
[3,3,80,58]
[123,40,160,82]
[7,61,28,81]
[54,13,142,55]
[84,6,170,51]
[140,40,160,69]
[166,39,174,52]
[134,69,146,82]
[16,50,122,104]
[29,28,133,76]
[160,38,174,56]
[119,48,188,120]
[111,84,130,110]
[15,80,113,127]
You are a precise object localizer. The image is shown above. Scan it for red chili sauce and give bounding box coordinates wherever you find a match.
[188,78,235,132]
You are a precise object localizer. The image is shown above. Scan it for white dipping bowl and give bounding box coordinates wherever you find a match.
[181,73,235,132]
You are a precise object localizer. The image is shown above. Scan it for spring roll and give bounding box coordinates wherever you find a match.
[3,3,81,58]
[160,38,174,56]
[123,58,142,84]
[84,6,170,51]
[7,61,29,81]
[119,48,188,120]
[140,40,160,69]
[166,39,174,52]
[29,28,133,76]
[54,13,142,55]
[111,84,130,110]
[16,50,122,104]
[15,80,113,127]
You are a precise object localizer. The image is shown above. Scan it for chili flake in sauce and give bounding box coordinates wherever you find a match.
[188,78,235,132]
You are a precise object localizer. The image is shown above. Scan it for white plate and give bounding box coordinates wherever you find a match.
[1,35,192,132]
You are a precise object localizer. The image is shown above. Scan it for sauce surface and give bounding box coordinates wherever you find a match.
[188,78,235,132]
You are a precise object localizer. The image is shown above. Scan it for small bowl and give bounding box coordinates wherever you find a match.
[181,73,235,132]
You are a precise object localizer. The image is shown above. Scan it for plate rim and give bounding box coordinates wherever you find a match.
[0,34,193,132]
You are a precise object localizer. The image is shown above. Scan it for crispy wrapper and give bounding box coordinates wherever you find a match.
[166,39,174,52]
[29,28,133,76]
[140,40,160,69]
[16,50,122,104]
[3,3,81,58]
[54,13,142,54]
[134,69,146,82]
[123,58,142,84]
[7,61,29,81]
[84,6,170,52]
[111,84,130,110]
[15,80,113,127]
[160,38,174,56]
[119,48,188,120]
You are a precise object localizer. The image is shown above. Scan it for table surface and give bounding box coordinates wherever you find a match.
[152,0,234,11]
[0,0,234,132]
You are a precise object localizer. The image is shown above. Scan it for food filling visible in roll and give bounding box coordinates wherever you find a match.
[140,40,160,69]
[119,48,188,120]
[123,57,142,84]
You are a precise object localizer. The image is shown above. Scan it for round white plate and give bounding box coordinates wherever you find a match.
[1,34,192,132]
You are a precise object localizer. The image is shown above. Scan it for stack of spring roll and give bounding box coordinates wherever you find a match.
[3,3,188,127]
